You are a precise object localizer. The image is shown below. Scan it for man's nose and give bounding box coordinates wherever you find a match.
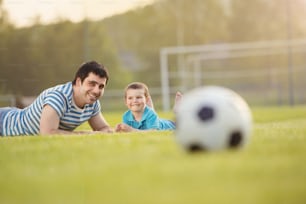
[93,85,101,94]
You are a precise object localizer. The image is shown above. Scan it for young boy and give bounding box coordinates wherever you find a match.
[115,82,182,132]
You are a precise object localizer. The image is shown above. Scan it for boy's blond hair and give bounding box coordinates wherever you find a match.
[124,82,150,98]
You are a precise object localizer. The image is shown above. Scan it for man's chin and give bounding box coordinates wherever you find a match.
[87,98,97,104]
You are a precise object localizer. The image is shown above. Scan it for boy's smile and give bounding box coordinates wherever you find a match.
[125,89,147,113]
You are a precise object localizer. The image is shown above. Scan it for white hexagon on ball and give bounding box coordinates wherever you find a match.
[175,86,253,152]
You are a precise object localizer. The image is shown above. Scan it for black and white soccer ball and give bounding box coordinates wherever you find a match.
[175,86,252,152]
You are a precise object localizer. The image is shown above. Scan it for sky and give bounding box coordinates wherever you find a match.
[3,0,155,27]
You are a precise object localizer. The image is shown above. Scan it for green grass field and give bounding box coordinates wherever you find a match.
[1,106,306,204]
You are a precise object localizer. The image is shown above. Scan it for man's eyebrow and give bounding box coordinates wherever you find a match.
[88,80,98,84]
[88,80,105,87]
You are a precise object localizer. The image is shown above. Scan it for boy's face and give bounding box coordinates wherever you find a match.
[125,88,147,113]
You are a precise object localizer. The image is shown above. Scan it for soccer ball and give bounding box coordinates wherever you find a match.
[175,86,252,152]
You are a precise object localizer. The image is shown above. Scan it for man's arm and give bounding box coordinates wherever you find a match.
[88,113,114,133]
[40,104,75,135]
[40,105,113,135]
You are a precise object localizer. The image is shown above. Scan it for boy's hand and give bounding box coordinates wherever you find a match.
[115,123,135,132]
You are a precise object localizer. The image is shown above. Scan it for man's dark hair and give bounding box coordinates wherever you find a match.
[72,61,109,85]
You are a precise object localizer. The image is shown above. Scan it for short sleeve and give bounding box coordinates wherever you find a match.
[144,110,160,130]
[43,91,68,117]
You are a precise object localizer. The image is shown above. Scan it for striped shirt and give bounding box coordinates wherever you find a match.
[1,82,101,136]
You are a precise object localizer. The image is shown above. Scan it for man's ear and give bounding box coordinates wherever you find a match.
[76,77,82,86]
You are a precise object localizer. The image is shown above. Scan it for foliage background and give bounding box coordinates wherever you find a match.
[1,0,306,106]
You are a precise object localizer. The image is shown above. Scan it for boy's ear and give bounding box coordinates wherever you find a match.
[124,98,128,106]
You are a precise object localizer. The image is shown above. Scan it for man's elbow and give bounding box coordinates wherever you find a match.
[39,128,58,135]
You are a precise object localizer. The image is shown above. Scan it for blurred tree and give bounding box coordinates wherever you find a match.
[86,21,131,89]
[227,0,306,42]
[102,0,227,87]
[286,0,306,38]
[2,0,306,97]
[0,0,14,94]
[1,19,130,95]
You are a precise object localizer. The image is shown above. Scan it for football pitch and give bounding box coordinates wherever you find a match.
[0,106,306,204]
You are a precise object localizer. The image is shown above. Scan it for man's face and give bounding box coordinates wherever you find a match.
[74,72,107,107]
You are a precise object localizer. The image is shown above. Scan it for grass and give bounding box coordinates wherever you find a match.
[0,106,306,204]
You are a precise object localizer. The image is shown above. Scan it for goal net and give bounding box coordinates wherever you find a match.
[160,39,306,111]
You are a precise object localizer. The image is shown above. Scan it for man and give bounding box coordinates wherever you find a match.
[0,61,113,136]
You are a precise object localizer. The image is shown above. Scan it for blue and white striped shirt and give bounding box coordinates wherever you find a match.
[2,82,101,136]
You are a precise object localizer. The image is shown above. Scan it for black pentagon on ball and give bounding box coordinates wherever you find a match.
[188,143,207,152]
[197,106,214,121]
[228,131,243,148]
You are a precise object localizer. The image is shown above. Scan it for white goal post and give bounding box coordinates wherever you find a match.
[160,38,306,111]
